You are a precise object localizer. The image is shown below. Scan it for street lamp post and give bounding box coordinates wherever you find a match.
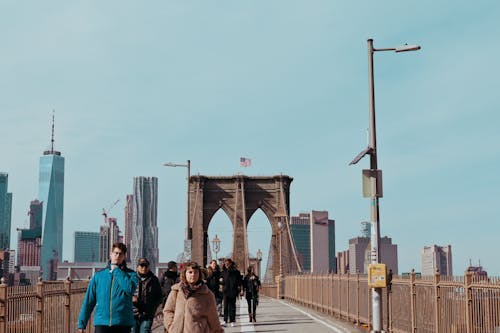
[163,160,191,240]
[350,39,420,333]
[212,234,221,261]
[277,221,283,278]
[256,248,262,277]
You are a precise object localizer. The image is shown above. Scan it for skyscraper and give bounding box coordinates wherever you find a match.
[124,194,134,262]
[0,173,13,250]
[348,235,398,274]
[17,200,43,266]
[290,210,336,273]
[421,244,453,276]
[131,177,158,270]
[99,217,121,262]
[290,213,310,270]
[38,115,64,280]
[74,231,100,262]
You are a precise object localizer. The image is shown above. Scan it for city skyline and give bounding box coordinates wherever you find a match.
[1,2,499,276]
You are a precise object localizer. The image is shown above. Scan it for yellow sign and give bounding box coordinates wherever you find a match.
[368,263,387,288]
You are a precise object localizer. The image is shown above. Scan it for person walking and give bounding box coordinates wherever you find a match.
[242,266,261,322]
[132,258,163,333]
[163,262,223,333]
[205,260,222,316]
[78,242,138,333]
[160,261,180,306]
[221,258,242,327]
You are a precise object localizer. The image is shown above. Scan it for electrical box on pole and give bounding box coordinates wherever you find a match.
[362,169,383,198]
[368,263,387,288]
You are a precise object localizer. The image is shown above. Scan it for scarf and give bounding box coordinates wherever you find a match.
[181,281,204,298]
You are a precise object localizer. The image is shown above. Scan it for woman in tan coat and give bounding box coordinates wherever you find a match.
[163,262,224,333]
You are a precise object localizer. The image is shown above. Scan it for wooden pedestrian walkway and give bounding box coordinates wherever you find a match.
[153,296,366,333]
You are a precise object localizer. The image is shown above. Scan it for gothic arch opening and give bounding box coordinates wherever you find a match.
[247,209,272,280]
[207,208,233,263]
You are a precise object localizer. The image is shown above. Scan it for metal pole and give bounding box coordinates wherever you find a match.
[186,159,191,240]
[279,225,283,277]
[368,38,383,333]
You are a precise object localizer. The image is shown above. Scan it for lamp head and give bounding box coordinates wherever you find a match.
[395,44,421,53]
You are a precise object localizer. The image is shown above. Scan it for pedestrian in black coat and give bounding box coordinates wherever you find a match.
[160,261,180,306]
[132,258,163,333]
[206,260,223,316]
[221,258,242,326]
[242,265,261,322]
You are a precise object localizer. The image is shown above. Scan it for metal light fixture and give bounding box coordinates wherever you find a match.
[212,234,221,261]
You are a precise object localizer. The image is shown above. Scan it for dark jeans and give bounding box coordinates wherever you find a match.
[132,318,153,333]
[223,295,237,322]
[246,296,258,316]
[95,326,131,333]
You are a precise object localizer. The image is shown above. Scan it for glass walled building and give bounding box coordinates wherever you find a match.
[0,173,13,250]
[131,177,158,271]
[74,231,100,262]
[38,139,65,280]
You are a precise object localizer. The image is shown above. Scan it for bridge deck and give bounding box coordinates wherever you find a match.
[154,296,367,333]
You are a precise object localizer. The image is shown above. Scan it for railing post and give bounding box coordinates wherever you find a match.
[64,277,71,333]
[36,277,43,333]
[410,269,417,333]
[337,272,341,319]
[434,271,441,333]
[464,272,472,333]
[346,273,350,323]
[356,273,360,326]
[387,269,393,333]
[0,278,7,333]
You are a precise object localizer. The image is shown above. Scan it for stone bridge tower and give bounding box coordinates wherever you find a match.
[187,175,300,279]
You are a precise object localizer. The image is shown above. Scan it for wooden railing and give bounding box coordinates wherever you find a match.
[0,277,90,333]
[0,278,164,333]
[263,271,500,333]
[2,272,499,333]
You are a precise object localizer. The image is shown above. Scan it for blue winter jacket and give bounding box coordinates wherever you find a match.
[78,262,139,329]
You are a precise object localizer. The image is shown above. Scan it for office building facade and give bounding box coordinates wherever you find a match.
[421,244,453,276]
[290,213,310,270]
[0,173,13,250]
[348,235,398,274]
[74,231,100,262]
[99,217,121,262]
[131,177,159,270]
[124,194,134,262]
[17,200,43,267]
[290,211,336,273]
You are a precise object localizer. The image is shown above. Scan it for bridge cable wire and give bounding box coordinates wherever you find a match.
[279,179,302,273]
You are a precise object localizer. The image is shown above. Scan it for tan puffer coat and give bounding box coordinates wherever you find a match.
[163,282,224,333]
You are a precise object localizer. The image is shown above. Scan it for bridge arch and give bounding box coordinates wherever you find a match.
[188,175,300,280]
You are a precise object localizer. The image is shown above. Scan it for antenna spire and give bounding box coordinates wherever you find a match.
[42,110,61,156]
[51,110,55,153]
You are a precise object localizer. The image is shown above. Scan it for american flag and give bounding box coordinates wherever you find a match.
[240,157,252,167]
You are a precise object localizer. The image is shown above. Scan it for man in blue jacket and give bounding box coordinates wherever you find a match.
[78,242,139,333]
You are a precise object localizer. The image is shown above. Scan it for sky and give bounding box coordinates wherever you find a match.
[1,1,499,277]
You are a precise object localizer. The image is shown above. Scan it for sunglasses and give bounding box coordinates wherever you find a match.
[139,263,149,267]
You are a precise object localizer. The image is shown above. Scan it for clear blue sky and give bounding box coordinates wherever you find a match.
[1,2,499,276]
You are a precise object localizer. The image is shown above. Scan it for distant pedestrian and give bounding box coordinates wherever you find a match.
[242,265,261,322]
[78,242,138,333]
[206,260,223,316]
[132,258,163,333]
[163,262,223,333]
[160,261,180,306]
[221,258,242,327]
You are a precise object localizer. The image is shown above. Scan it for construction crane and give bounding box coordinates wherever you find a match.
[102,199,120,223]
